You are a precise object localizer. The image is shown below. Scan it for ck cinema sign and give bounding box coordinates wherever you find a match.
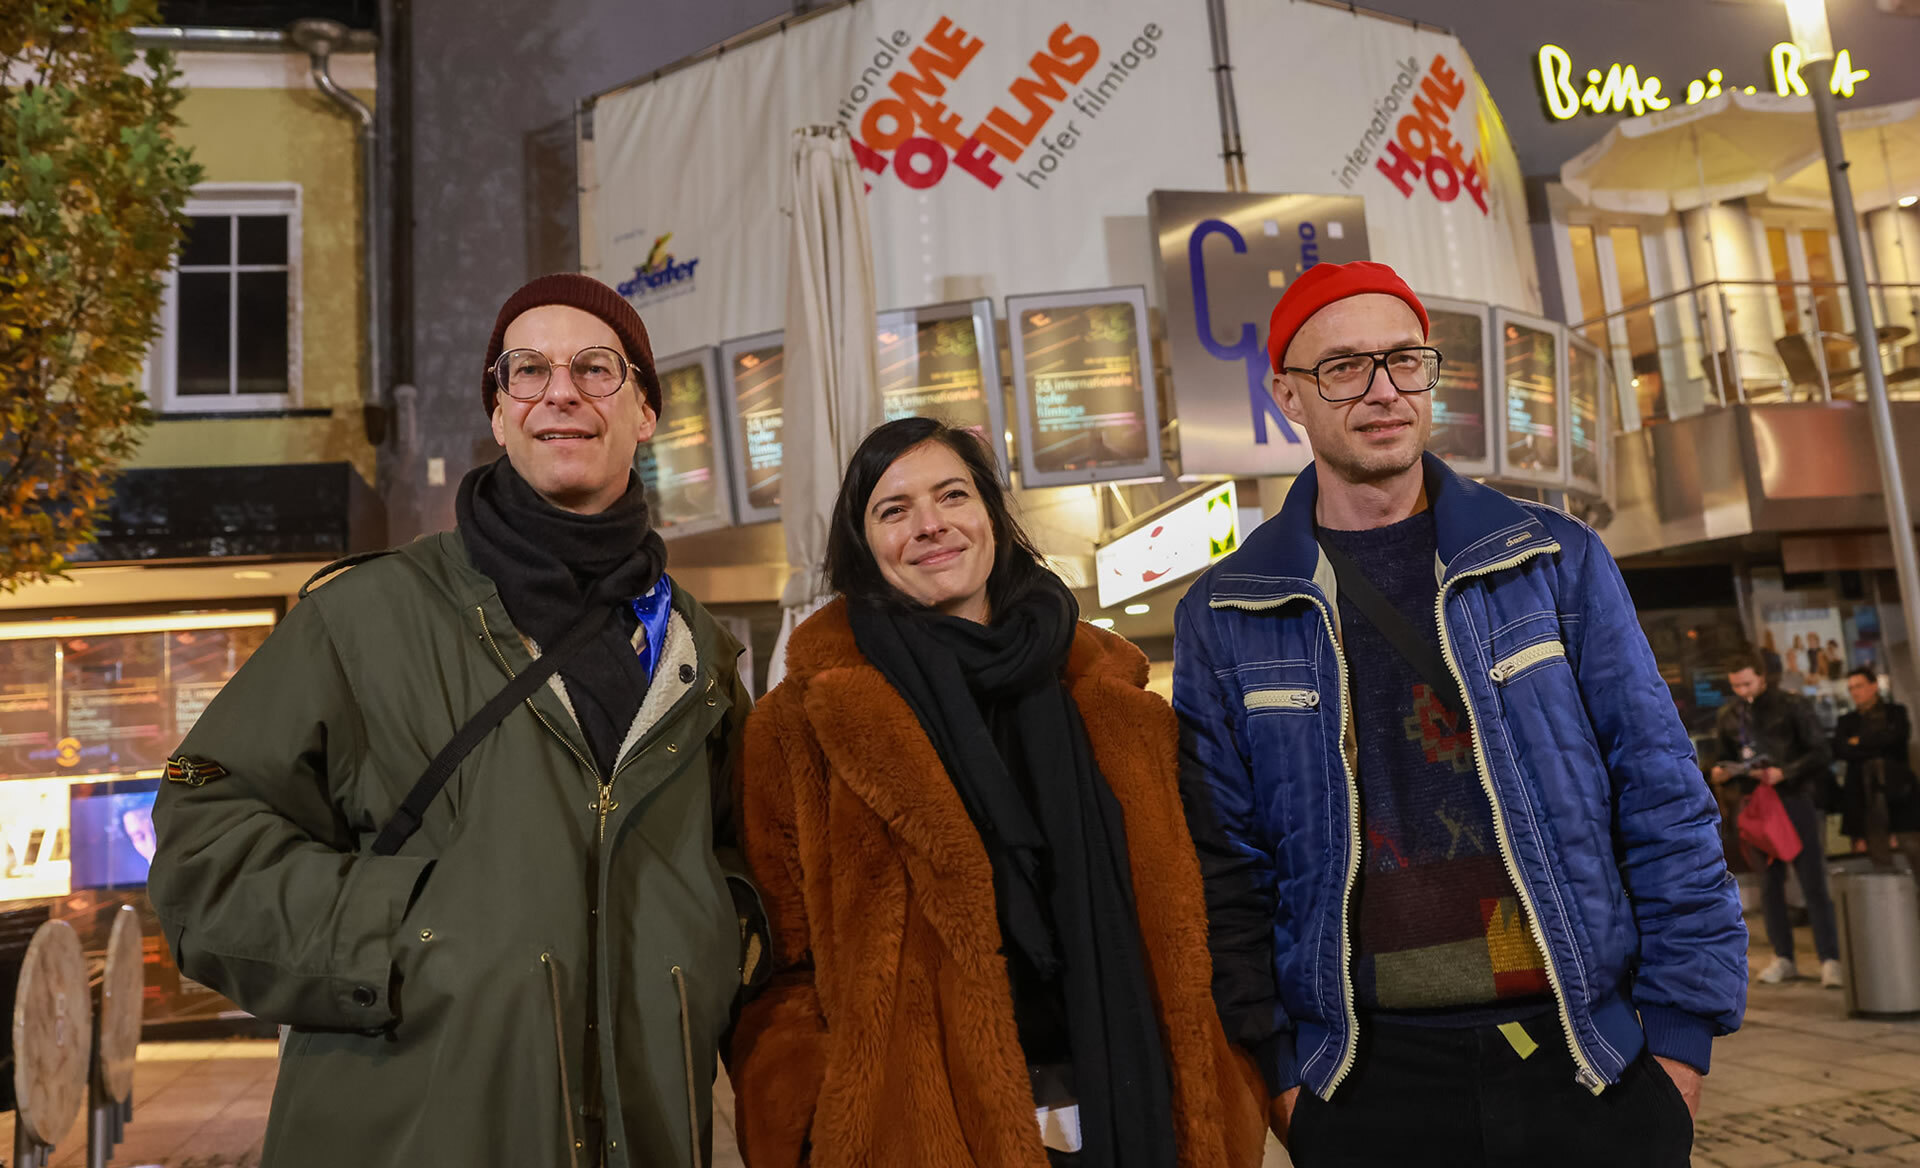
[1535,42,1870,120]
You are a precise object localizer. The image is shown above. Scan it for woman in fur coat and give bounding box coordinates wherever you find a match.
[729,418,1267,1168]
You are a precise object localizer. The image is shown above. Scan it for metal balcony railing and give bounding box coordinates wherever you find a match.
[1570,278,1920,431]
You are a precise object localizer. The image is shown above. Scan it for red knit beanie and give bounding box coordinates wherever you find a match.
[482,273,662,419]
[1267,261,1430,373]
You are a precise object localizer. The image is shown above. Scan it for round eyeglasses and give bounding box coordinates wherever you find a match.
[1281,346,1444,404]
[489,346,630,400]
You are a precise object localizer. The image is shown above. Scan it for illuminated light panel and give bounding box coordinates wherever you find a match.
[0,610,276,642]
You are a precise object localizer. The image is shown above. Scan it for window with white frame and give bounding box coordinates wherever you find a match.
[148,184,301,412]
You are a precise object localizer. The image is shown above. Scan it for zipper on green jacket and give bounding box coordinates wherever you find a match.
[478,605,614,1143]
[480,602,731,1158]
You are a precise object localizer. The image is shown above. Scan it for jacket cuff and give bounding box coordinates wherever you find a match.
[1250,1030,1302,1098]
[1640,1005,1715,1074]
[333,854,434,1029]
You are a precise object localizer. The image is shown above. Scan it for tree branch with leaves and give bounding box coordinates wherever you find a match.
[1,0,201,589]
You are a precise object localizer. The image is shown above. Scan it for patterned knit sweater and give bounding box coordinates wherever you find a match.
[1320,511,1550,1020]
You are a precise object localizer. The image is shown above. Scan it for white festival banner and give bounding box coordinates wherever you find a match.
[589,1,1218,350]
[1227,0,1541,313]
[586,0,1540,385]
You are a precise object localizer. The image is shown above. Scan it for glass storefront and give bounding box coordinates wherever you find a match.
[0,609,275,1026]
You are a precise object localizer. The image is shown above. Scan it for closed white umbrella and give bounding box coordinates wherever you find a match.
[1560,90,1822,214]
[766,125,882,689]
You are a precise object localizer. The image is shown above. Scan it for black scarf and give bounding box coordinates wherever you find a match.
[456,457,667,776]
[849,577,1176,1168]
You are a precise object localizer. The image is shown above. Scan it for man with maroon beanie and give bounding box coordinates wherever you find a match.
[151,274,761,1168]
[1174,261,1745,1165]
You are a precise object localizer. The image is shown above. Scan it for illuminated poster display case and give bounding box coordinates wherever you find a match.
[637,346,733,537]
[0,609,276,1027]
[1566,333,1610,499]
[1006,286,1163,488]
[1492,307,1568,488]
[717,330,786,526]
[875,298,1008,477]
[1419,295,1496,479]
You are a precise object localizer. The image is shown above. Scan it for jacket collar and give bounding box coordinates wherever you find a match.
[401,528,729,658]
[782,598,1159,966]
[782,597,1149,691]
[1213,452,1556,604]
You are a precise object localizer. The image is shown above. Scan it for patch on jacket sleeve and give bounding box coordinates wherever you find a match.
[165,754,229,787]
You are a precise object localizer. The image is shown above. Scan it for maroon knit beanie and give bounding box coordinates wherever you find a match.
[481,273,662,419]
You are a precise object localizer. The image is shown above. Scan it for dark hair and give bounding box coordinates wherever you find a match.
[1726,645,1767,678]
[1849,666,1878,685]
[823,417,1050,615]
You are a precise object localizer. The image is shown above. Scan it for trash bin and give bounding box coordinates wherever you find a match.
[1831,860,1920,1018]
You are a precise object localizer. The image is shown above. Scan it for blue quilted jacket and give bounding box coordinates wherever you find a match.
[1173,454,1746,1101]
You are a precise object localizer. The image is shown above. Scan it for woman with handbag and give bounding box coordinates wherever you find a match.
[728,418,1266,1168]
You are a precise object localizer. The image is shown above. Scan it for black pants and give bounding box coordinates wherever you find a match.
[1761,792,1841,963]
[1289,1019,1692,1167]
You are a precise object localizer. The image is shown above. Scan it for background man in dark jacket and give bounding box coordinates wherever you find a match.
[149,275,756,1168]
[1835,667,1920,875]
[1176,261,1744,1167]
[1709,649,1840,988]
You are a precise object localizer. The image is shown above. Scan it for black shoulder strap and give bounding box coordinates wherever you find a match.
[371,603,614,856]
[1318,538,1465,719]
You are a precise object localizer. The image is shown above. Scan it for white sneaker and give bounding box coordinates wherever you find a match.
[1759,957,1798,984]
[1822,959,1845,989]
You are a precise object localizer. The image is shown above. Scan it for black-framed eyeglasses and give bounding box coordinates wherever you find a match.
[488,346,631,401]
[1281,345,1443,403]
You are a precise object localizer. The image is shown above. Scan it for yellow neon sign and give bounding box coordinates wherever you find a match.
[1770,43,1869,98]
[1538,45,1669,119]
[1537,43,1869,121]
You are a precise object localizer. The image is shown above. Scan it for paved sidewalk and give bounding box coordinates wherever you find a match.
[1691,916,1920,1168]
[0,1038,747,1168]
[0,1038,278,1168]
[4,924,1906,1167]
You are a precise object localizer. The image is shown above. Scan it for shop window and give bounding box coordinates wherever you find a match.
[145,185,300,413]
[1802,229,1847,336]
[0,611,274,905]
[1567,226,1608,346]
[1763,218,1862,397]
[1609,226,1667,425]
[1766,227,1798,329]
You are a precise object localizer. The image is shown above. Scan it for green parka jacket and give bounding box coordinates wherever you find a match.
[148,531,754,1168]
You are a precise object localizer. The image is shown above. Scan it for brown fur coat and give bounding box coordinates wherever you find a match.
[730,599,1267,1167]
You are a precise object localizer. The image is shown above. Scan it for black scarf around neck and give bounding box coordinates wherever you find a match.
[456,457,667,776]
[848,576,1176,1168]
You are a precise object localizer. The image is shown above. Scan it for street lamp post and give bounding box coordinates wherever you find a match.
[1788,0,1920,688]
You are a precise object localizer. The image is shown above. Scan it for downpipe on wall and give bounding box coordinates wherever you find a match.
[289,18,389,447]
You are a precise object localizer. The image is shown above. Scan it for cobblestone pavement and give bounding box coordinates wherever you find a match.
[1694,1088,1920,1167]
[1691,918,1920,1168]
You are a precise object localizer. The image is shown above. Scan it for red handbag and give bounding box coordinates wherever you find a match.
[1738,782,1804,864]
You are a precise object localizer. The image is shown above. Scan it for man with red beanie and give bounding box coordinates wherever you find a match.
[150,274,762,1168]
[1174,261,1745,1165]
